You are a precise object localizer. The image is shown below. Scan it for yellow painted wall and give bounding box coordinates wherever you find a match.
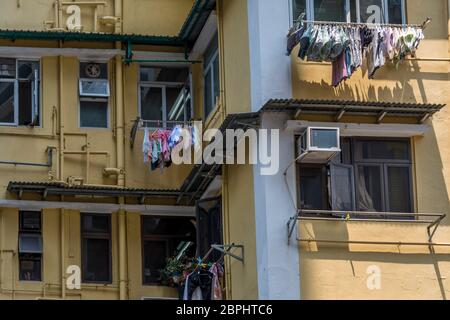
[299,222,450,300]
[0,0,207,301]
[0,208,179,300]
[0,53,197,197]
[291,0,450,299]
[0,0,194,35]
[218,0,258,299]
[123,0,195,36]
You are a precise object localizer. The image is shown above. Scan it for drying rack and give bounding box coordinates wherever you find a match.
[287,209,446,245]
[191,243,244,274]
[129,117,196,148]
[289,13,432,36]
[294,17,432,29]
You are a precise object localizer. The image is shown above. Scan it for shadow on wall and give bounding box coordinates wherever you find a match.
[414,121,450,224]
[297,120,450,299]
[292,57,449,104]
[299,247,450,300]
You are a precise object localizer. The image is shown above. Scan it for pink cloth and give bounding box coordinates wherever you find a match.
[332,51,348,87]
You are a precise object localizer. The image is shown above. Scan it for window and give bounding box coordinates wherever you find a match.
[0,59,40,126]
[353,138,412,213]
[292,0,405,24]
[141,216,196,285]
[79,62,109,128]
[298,138,413,214]
[139,66,192,128]
[299,165,328,210]
[203,32,220,119]
[81,213,111,283]
[18,211,42,281]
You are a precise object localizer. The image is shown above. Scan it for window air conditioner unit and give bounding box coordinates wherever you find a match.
[296,127,341,164]
[79,79,110,97]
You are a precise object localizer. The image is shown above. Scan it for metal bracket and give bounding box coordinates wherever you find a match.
[130,117,140,148]
[211,244,244,263]
[124,40,133,65]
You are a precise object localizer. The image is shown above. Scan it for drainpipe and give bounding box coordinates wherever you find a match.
[118,208,127,300]
[58,47,65,181]
[61,208,66,299]
[114,0,127,301]
[0,211,3,292]
[114,0,125,188]
[115,52,125,187]
[216,0,232,299]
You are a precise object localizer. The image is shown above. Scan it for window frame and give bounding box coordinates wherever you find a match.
[203,49,219,120]
[0,78,18,126]
[297,163,329,210]
[296,137,414,214]
[290,0,406,24]
[138,66,192,128]
[80,213,112,284]
[78,61,110,129]
[18,211,43,282]
[140,215,196,286]
[0,58,41,127]
[350,137,413,213]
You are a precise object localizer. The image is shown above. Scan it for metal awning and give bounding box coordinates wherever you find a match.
[0,1,217,49]
[7,112,259,206]
[263,99,445,123]
[7,181,188,202]
[0,29,184,46]
[176,112,260,205]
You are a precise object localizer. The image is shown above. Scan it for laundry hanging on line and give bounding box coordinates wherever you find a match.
[142,125,199,172]
[287,23,425,86]
[181,262,224,300]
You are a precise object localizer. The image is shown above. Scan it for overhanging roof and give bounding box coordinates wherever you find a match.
[176,112,260,205]
[0,1,216,48]
[7,181,187,201]
[263,99,445,123]
[0,29,184,46]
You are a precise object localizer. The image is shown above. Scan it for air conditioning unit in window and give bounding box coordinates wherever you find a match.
[79,79,110,97]
[296,127,341,164]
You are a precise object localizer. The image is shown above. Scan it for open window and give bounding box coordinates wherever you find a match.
[298,137,413,215]
[139,66,192,128]
[0,59,40,127]
[141,216,196,285]
[203,32,220,120]
[79,62,110,128]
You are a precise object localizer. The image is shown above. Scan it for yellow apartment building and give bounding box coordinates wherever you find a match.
[0,0,449,301]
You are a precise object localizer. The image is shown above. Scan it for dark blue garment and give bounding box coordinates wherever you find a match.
[287,26,305,55]
[345,47,352,76]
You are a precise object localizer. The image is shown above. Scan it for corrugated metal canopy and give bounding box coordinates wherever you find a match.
[263,99,445,122]
[0,29,184,46]
[7,181,186,201]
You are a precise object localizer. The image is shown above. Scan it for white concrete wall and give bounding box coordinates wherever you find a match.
[247,0,299,299]
[253,112,301,300]
[247,0,293,112]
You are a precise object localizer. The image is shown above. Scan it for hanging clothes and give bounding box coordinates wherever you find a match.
[142,124,196,172]
[182,269,214,300]
[289,22,426,85]
[142,129,151,164]
[209,263,224,300]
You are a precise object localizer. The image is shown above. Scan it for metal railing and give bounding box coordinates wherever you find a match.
[287,209,446,245]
